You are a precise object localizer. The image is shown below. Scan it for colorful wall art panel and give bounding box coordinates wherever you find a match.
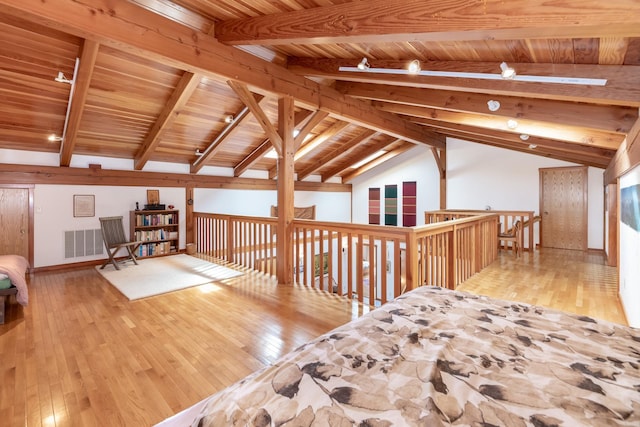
[402,181,417,227]
[385,185,398,226]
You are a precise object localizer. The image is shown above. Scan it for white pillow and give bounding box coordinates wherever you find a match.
[0,273,8,280]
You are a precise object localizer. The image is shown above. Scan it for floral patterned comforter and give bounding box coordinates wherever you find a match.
[184,286,640,426]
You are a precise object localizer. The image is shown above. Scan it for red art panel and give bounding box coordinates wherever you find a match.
[402,181,417,227]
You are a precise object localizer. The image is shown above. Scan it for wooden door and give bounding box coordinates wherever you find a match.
[0,187,31,260]
[540,166,588,250]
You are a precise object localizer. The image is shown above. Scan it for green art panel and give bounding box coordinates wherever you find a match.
[385,184,397,226]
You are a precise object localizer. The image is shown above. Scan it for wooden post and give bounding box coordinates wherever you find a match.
[447,227,456,289]
[606,182,618,267]
[405,229,417,292]
[276,96,295,285]
[431,145,447,210]
[185,184,194,245]
[439,146,447,209]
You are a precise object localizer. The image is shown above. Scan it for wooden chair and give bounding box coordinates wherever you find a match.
[99,216,142,270]
[270,205,316,220]
[498,220,522,257]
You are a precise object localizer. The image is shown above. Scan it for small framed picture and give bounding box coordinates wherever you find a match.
[73,194,95,217]
[147,189,160,205]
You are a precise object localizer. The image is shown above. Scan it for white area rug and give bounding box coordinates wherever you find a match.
[95,254,243,300]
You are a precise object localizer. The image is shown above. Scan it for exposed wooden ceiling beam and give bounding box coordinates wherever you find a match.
[59,39,99,166]
[443,131,610,168]
[228,81,282,155]
[419,119,613,167]
[135,71,201,170]
[268,120,349,179]
[341,143,414,183]
[374,102,623,150]
[294,110,328,151]
[233,109,314,177]
[321,135,399,182]
[0,162,351,192]
[0,0,444,150]
[296,128,377,181]
[191,90,266,174]
[336,82,638,134]
[214,0,640,45]
[288,58,640,106]
[408,116,617,161]
[605,116,640,183]
[295,121,349,161]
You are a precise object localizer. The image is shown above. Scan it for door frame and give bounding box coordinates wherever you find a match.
[1,184,34,268]
[539,166,588,250]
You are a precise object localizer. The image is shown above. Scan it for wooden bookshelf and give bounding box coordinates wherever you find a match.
[130,209,179,258]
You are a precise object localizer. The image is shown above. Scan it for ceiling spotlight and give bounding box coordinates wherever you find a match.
[507,119,518,129]
[357,57,370,70]
[54,71,73,84]
[293,129,300,137]
[528,144,537,149]
[224,115,235,124]
[407,60,421,74]
[487,100,501,112]
[500,62,516,80]
[519,134,530,141]
[195,149,203,156]
[47,134,63,142]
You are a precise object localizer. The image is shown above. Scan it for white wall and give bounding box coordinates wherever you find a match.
[194,188,351,222]
[34,185,186,267]
[447,139,604,249]
[351,138,604,249]
[351,145,441,225]
[619,165,640,327]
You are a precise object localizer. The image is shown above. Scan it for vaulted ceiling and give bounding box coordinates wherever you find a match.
[1,0,639,183]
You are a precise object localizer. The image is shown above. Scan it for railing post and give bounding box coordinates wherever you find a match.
[447,227,456,289]
[226,216,234,263]
[405,228,418,292]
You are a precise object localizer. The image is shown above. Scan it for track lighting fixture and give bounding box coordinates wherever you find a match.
[519,134,530,141]
[195,149,203,156]
[500,62,516,79]
[528,144,537,149]
[357,57,370,70]
[507,119,519,129]
[487,100,501,112]
[224,115,235,124]
[48,134,63,142]
[407,59,421,74]
[54,71,74,84]
[339,60,606,86]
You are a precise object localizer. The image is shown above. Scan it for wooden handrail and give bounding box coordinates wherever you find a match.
[426,209,537,252]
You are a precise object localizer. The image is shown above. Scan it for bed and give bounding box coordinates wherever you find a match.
[157,286,640,426]
[0,254,29,324]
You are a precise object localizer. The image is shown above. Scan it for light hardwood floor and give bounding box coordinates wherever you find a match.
[0,248,626,426]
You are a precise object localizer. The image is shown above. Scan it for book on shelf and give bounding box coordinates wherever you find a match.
[134,229,169,241]
[135,212,178,227]
[137,241,171,257]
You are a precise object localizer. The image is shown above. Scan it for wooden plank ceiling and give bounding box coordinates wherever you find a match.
[0,0,639,182]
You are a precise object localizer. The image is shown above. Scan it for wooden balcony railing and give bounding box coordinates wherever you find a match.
[426,209,537,252]
[193,212,498,307]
